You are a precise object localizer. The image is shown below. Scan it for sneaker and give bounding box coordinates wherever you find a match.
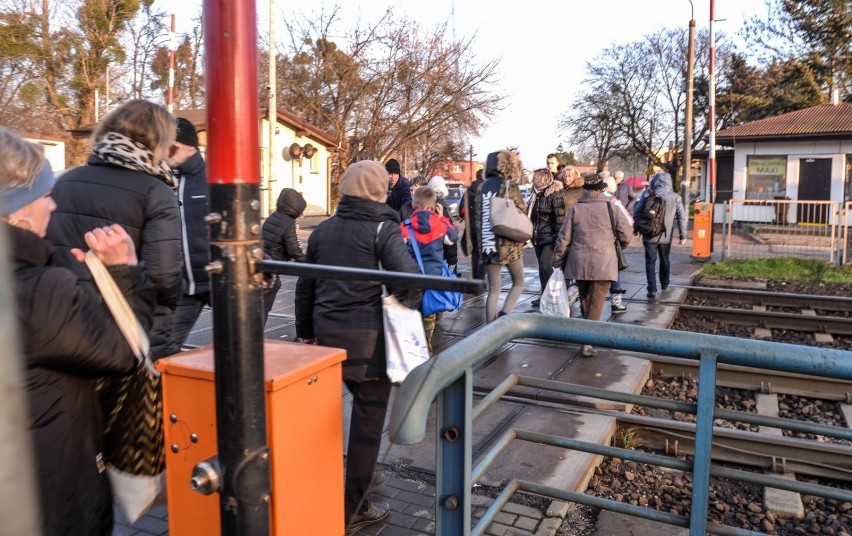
[611,293,627,313]
[531,298,541,307]
[646,291,657,299]
[581,345,597,357]
[346,502,390,534]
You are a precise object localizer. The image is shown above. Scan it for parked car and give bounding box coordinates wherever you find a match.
[519,185,533,205]
[445,187,464,221]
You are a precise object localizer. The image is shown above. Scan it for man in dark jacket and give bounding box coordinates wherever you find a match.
[633,172,687,298]
[295,160,421,534]
[261,188,306,321]
[613,170,637,214]
[385,158,411,213]
[167,118,211,354]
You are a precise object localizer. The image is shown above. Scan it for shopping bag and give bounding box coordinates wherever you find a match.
[99,361,166,523]
[490,195,532,242]
[383,294,431,384]
[539,268,571,317]
[86,251,165,523]
[421,263,463,316]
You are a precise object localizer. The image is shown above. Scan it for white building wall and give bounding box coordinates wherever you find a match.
[260,118,331,218]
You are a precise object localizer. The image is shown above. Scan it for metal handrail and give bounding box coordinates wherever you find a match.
[389,314,852,535]
[255,259,486,294]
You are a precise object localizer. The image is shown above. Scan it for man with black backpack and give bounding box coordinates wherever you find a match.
[633,172,687,299]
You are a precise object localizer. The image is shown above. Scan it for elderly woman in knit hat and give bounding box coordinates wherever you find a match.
[295,160,421,533]
[1,125,155,535]
[552,171,631,356]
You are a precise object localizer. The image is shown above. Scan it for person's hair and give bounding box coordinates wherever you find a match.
[546,153,558,161]
[475,168,483,181]
[614,170,624,180]
[91,99,176,162]
[412,185,437,209]
[0,126,45,188]
[410,175,429,188]
[532,168,552,187]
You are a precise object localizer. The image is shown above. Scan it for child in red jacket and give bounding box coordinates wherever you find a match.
[401,186,458,354]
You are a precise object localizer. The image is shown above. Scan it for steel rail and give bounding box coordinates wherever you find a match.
[685,285,852,312]
[651,355,852,400]
[678,304,852,335]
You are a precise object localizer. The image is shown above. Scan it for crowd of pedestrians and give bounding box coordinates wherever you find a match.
[1,94,694,534]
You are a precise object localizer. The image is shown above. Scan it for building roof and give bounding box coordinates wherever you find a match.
[716,103,852,145]
[68,106,338,149]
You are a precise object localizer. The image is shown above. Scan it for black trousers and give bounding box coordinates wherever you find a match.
[344,376,392,522]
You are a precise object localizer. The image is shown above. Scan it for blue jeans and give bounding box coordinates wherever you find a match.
[643,240,672,293]
[609,271,623,294]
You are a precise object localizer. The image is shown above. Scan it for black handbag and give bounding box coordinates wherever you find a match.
[607,203,628,271]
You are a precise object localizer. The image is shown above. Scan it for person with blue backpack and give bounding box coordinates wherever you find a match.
[632,172,687,298]
[401,186,458,354]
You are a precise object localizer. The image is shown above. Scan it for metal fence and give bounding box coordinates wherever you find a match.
[722,199,841,264]
[389,315,852,536]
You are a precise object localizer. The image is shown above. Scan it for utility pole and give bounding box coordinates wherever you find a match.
[683,5,696,208]
[167,13,176,113]
[708,0,717,203]
[469,144,474,185]
[267,0,277,216]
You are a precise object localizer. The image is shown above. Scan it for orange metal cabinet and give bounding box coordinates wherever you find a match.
[691,202,713,261]
[156,341,346,535]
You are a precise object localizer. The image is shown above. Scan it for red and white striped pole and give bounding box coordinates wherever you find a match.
[708,0,716,203]
[167,13,175,113]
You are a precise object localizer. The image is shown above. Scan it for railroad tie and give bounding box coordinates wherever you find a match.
[755,393,805,519]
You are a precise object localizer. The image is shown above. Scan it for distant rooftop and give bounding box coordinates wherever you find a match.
[716,103,852,145]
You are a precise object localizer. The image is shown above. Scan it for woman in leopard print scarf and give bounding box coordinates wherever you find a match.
[46,99,184,360]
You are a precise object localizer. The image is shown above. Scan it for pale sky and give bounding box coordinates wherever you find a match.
[155,0,767,168]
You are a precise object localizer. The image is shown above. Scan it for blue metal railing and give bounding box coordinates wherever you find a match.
[389,314,852,536]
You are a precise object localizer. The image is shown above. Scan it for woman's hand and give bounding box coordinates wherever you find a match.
[71,224,138,266]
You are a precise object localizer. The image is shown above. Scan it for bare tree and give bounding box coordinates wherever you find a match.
[561,27,725,185]
[275,5,504,196]
[122,3,167,100]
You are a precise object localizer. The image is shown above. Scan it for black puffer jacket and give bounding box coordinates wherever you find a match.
[46,156,183,360]
[295,196,421,382]
[262,188,307,262]
[531,180,569,247]
[175,151,210,295]
[8,223,156,536]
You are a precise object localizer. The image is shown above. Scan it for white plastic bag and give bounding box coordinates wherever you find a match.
[108,465,166,523]
[382,294,430,384]
[540,268,571,317]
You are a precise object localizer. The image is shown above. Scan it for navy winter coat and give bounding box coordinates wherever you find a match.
[175,151,210,295]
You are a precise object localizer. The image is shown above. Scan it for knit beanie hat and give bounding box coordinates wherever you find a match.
[385,158,401,175]
[1,160,56,216]
[175,117,199,148]
[427,175,449,197]
[583,173,606,190]
[340,161,388,202]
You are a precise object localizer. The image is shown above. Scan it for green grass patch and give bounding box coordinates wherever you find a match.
[700,257,852,285]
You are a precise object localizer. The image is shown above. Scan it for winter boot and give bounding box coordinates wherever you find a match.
[611,290,627,314]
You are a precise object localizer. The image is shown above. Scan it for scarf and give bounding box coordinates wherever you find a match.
[92,132,177,190]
